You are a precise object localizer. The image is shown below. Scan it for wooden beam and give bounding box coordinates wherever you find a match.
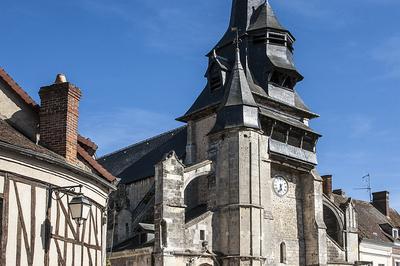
[51,235,101,251]
[13,181,33,265]
[56,192,78,240]
[1,174,10,265]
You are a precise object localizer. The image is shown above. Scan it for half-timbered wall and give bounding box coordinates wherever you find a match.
[0,149,110,266]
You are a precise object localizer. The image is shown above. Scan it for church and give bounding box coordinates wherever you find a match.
[100,1,361,265]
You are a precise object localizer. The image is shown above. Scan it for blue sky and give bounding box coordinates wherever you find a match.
[1,0,400,208]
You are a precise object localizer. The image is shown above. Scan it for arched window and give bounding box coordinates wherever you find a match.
[280,242,287,264]
[323,205,343,246]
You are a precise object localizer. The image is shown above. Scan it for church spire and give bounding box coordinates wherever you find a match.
[210,41,260,134]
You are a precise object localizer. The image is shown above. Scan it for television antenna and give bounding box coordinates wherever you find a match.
[354,174,372,202]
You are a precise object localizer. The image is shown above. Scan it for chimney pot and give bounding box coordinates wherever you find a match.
[55,74,67,84]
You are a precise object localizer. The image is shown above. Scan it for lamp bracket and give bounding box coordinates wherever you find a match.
[49,185,83,200]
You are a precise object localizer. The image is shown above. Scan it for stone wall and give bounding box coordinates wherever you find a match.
[269,164,306,265]
[193,115,216,163]
[107,177,154,248]
[108,247,153,266]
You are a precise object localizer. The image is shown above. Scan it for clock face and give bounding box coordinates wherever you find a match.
[273,176,289,197]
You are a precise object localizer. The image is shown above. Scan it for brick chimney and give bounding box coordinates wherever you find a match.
[372,191,390,217]
[39,74,82,164]
[322,175,333,195]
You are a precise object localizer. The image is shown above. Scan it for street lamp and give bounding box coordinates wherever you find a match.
[69,194,92,225]
[48,184,92,225]
[43,184,92,252]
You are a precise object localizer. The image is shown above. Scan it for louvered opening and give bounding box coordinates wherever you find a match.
[209,67,222,92]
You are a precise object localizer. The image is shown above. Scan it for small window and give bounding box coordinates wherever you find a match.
[280,242,287,264]
[396,262,400,266]
[161,220,168,247]
[125,223,129,235]
[200,230,205,241]
[393,228,399,239]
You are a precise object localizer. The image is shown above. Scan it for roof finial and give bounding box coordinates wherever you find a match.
[55,73,67,84]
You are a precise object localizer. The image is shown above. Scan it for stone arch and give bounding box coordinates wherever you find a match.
[184,174,209,213]
[323,203,344,246]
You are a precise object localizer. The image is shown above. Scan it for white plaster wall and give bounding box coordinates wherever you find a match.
[0,79,38,138]
[0,148,110,266]
[359,241,392,266]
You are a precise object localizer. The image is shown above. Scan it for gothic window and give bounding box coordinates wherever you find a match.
[280,242,287,264]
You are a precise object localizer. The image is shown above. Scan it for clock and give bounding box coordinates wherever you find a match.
[273,176,289,197]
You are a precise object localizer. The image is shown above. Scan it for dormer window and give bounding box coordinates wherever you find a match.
[394,228,399,239]
[209,66,223,92]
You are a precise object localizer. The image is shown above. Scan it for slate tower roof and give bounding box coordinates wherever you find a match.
[178,1,319,135]
[210,45,260,133]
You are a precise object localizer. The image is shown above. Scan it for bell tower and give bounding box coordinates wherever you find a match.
[177,1,327,265]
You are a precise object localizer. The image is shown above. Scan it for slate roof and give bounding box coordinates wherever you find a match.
[248,2,288,32]
[99,126,187,184]
[353,199,395,244]
[220,48,257,108]
[259,107,320,136]
[210,47,260,133]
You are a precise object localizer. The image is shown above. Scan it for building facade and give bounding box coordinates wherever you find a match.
[0,69,116,265]
[101,1,363,266]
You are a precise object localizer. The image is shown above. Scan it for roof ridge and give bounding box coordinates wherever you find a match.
[98,125,187,160]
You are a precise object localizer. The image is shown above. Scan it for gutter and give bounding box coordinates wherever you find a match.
[0,141,117,191]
